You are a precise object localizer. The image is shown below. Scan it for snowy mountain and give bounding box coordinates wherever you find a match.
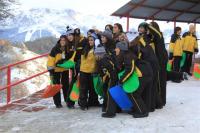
[0,8,199,44]
[0,8,133,43]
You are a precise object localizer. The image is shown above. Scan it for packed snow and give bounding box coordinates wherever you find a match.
[0,77,200,133]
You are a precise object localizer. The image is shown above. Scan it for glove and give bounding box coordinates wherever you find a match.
[56,59,65,66]
[194,49,199,53]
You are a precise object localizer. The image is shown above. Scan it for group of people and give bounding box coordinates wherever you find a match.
[169,25,198,76]
[47,22,198,118]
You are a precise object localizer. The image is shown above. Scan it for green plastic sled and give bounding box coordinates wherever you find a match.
[167,60,173,72]
[69,81,80,102]
[57,60,76,69]
[118,70,140,93]
[193,72,200,79]
[93,75,103,96]
[180,52,186,68]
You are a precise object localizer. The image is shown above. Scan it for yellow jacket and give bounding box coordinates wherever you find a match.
[80,49,96,73]
[169,34,183,56]
[47,44,75,72]
[182,32,198,53]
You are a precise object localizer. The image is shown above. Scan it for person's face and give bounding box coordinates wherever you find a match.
[88,37,95,47]
[113,25,120,33]
[101,36,107,44]
[139,27,145,34]
[189,25,195,33]
[177,30,182,35]
[67,34,74,42]
[115,48,120,56]
[60,38,66,47]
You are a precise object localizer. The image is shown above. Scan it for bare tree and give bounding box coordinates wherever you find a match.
[0,0,17,20]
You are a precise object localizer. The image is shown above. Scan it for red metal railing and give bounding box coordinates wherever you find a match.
[0,53,49,104]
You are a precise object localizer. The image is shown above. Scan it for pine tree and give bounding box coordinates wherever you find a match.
[0,0,16,20]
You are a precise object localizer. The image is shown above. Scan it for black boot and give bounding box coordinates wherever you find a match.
[172,79,182,83]
[56,104,63,108]
[133,112,148,118]
[67,103,75,109]
[80,106,88,111]
[102,113,116,118]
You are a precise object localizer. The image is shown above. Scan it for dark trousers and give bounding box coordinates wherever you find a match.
[129,77,151,114]
[52,71,73,106]
[105,71,119,114]
[97,57,119,114]
[159,62,167,106]
[173,56,182,72]
[167,71,183,81]
[148,69,162,111]
[182,51,193,74]
[79,72,99,107]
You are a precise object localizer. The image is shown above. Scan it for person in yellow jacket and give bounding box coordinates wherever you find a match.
[79,35,100,110]
[182,25,199,75]
[169,27,183,72]
[47,35,75,108]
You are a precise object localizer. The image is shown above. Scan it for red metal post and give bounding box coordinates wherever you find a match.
[174,21,176,29]
[126,15,130,32]
[7,66,11,104]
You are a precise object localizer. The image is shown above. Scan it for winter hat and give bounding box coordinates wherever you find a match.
[116,41,128,51]
[138,22,149,31]
[101,29,113,40]
[66,26,74,36]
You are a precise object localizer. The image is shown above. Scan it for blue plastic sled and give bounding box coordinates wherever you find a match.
[109,85,133,110]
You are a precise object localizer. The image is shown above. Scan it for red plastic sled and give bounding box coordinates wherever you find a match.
[42,84,62,98]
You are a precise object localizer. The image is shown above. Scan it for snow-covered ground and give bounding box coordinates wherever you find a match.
[0,77,200,133]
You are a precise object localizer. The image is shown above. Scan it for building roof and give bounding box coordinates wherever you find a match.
[112,0,200,23]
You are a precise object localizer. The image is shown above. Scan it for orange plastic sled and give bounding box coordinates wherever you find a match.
[42,84,62,98]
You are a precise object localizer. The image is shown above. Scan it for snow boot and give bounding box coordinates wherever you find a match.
[101,113,116,118]
[56,104,63,108]
[133,112,148,118]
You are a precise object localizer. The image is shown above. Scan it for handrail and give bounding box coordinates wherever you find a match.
[0,70,48,91]
[0,53,49,71]
[0,53,49,104]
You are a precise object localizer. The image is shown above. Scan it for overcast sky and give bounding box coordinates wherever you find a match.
[19,0,129,15]
[18,0,199,35]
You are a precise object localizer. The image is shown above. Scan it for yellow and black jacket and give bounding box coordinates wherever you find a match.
[138,35,159,70]
[80,49,97,73]
[169,34,183,56]
[182,32,198,53]
[148,25,168,64]
[118,51,142,84]
[47,43,74,72]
